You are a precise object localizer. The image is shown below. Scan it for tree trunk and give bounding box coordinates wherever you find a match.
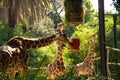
[8,0,19,28]
[8,9,17,28]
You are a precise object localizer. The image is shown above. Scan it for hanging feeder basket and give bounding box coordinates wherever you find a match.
[64,0,84,24]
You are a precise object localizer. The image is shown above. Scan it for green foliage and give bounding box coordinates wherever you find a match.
[112,0,120,12]
[105,15,114,47]
[84,0,95,23]
[105,15,120,79]
[13,24,25,36]
[0,22,36,46]
[0,22,14,45]
[64,24,75,37]
[63,24,98,65]
[48,12,62,27]
[28,42,57,67]
[30,17,55,36]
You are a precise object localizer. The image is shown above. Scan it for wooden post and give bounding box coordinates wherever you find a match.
[98,0,108,77]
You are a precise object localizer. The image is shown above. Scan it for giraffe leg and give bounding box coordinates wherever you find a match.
[88,76,92,80]
[91,65,96,76]
[87,68,93,80]
[8,71,16,80]
[17,64,28,77]
[87,72,92,80]
[91,66,96,79]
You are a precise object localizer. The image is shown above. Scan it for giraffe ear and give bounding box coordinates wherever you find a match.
[57,23,64,31]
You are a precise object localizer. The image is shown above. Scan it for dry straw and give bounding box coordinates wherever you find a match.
[64,0,85,24]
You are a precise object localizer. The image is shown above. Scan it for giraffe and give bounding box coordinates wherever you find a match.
[0,22,69,79]
[46,39,66,80]
[75,32,98,80]
[46,23,68,80]
[0,45,28,78]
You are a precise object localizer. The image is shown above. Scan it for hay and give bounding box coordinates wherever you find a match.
[64,0,84,24]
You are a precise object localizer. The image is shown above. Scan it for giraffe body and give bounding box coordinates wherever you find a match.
[0,45,28,78]
[0,23,69,79]
[75,32,97,80]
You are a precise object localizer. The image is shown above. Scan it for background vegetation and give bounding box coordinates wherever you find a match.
[0,0,120,80]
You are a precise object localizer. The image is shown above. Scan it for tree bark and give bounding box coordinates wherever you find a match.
[8,0,19,28]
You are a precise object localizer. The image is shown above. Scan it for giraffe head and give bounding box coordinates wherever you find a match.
[90,32,98,42]
[55,23,69,44]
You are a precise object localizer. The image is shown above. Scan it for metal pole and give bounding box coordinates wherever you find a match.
[98,0,108,77]
[113,14,117,48]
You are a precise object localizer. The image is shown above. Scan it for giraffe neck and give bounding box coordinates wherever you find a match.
[84,33,97,62]
[55,41,63,61]
[87,38,95,55]
[6,34,56,50]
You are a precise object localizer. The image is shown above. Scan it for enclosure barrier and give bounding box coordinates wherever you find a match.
[106,46,120,79]
[27,46,120,79]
